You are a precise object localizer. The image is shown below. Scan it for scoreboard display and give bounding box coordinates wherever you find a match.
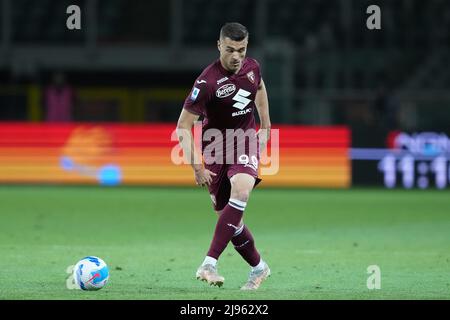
[352,131,450,189]
[378,154,448,189]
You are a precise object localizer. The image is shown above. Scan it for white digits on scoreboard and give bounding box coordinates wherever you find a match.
[379,155,449,189]
[397,155,414,189]
[430,156,447,189]
[378,155,396,188]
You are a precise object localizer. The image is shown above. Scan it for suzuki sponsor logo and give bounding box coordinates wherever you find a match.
[216,84,236,98]
[232,108,252,117]
[232,89,251,110]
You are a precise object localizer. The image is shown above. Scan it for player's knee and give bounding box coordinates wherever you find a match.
[231,189,250,202]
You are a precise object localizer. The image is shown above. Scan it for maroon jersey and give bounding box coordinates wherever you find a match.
[183,57,262,164]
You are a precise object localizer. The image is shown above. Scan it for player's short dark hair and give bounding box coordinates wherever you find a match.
[220,22,249,41]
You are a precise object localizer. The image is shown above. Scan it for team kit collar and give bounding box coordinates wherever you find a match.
[217,58,249,77]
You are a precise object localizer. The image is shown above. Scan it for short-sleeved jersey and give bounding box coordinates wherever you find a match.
[183,57,262,163]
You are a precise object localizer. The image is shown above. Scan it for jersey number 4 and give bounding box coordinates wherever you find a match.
[232,89,251,110]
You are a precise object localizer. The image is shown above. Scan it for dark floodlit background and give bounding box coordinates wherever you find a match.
[1,0,450,126]
[1,0,450,188]
[5,1,450,190]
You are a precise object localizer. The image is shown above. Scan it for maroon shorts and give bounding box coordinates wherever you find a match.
[205,162,262,212]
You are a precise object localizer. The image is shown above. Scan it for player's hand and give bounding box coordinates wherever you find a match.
[256,127,271,153]
[194,167,217,187]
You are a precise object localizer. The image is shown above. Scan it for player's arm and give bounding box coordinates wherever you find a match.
[176,108,216,186]
[255,78,271,151]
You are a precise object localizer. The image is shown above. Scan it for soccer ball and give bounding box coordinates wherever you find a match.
[73,256,109,290]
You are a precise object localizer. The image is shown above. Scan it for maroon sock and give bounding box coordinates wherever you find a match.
[231,225,261,267]
[207,201,244,260]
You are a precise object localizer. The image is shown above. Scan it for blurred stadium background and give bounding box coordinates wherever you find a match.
[0,0,449,299]
[1,0,450,188]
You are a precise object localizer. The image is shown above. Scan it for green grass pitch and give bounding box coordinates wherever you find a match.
[0,185,449,299]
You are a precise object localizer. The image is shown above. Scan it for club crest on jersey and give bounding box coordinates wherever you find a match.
[216,84,236,98]
[190,87,200,101]
[247,71,255,84]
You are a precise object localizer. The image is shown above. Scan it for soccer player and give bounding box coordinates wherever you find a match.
[176,22,271,290]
